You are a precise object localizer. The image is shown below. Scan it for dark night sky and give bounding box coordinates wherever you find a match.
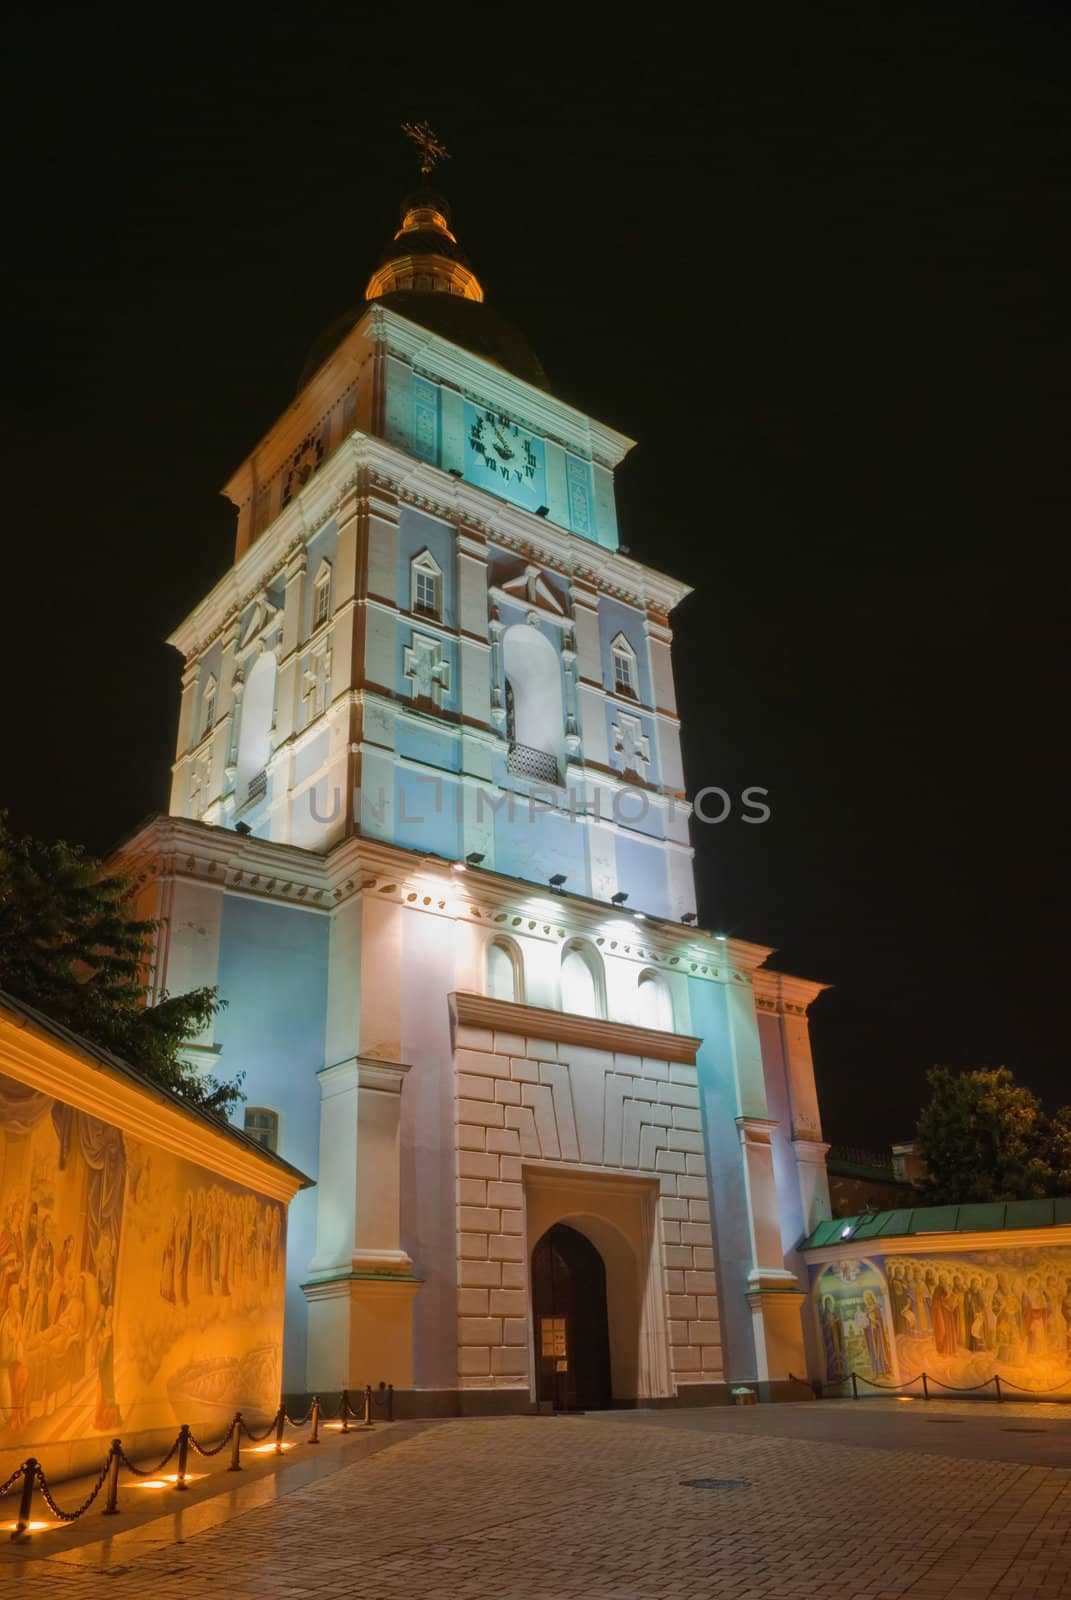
[2,7,1068,1145]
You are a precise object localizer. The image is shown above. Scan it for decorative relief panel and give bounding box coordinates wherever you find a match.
[403,633,450,707]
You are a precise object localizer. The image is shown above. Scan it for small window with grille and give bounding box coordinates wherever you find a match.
[244,1106,279,1153]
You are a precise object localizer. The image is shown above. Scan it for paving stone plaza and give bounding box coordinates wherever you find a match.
[7,1401,1071,1599]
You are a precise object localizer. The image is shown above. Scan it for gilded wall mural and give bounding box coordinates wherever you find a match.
[811,1244,1071,1394]
[0,1072,286,1446]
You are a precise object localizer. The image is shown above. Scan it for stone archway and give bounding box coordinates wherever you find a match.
[524,1172,671,1407]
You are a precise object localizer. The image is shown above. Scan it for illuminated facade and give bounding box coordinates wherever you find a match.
[120,179,833,1408]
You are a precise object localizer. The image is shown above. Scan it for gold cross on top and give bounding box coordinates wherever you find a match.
[401,120,450,178]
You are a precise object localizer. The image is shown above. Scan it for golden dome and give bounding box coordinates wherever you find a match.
[364,190,484,303]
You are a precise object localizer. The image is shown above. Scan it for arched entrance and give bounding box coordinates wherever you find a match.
[531,1223,612,1412]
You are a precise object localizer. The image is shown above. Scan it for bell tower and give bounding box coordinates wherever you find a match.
[126,130,832,1411]
[167,128,697,923]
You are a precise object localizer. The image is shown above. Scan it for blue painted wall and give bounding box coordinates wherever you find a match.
[493,799,590,896]
[687,978,758,1383]
[393,768,462,860]
[216,894,330,1390]
[396,507,455,624]
[598,598,652,706]
[303,520,340,637]
[613,830,670,918]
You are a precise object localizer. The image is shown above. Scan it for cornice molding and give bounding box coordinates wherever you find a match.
[170,433,692,663]
[449,990,702,1065]
[752,969,831,1013]
[368,305,635,470]
[0,1010,311,1204]
[114,816,826,997]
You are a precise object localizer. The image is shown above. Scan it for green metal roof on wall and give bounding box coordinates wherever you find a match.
[801,1197,1071,1251]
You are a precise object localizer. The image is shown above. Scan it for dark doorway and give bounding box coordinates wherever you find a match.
[531,1223,612,1411]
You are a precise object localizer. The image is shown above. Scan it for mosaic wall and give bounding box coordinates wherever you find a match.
[810,1243,1071,1394]
[0,1071,286,1446]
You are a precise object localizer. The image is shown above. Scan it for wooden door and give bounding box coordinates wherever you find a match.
[531,1223,612,1411]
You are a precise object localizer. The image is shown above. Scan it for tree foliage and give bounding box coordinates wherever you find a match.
[0,815,241,1116]
[916,1065,1068,1205]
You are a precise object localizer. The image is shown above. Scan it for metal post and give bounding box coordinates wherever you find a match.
[994,1374,1002,1403]
[850,1371,858,1400]
[10,1459,38,1543]
[341,1389,350,1433]
[102,1442,122,1515]
[921,1372,929,1402]
[309,1397,320,1445]
[274,1406,286,1455]
[229,1413,243,1471]
[387,1383,394,1422]
[175,1424,191,1489]
[362,1384,374,1428]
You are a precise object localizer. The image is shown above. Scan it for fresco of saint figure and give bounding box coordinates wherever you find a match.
[861,1290,892,1377]
[820,1294,847,1381]
[0,1283,28,1431]
[1022,1276,1049,1356]
[965,1276,989,1352]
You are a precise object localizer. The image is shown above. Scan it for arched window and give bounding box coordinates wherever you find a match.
[561,940,605,1019]
[236,650,277,808]
[313,561,332,630]
[503,623,564,786]
[487,937,524,1004]
[636,969,673,1032]
[411,548,443,620]
[611,633,638,698]
[244,1106,279,1153]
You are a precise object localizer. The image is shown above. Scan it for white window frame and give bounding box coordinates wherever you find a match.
[201,674,217,739]
[611,633,638,698]
[636,969,674,1032]
[486,936,525,1004]
[313,561,332,631]
[560,939,606,1020]
[411,549,443,620]
[243,1105,280,1153]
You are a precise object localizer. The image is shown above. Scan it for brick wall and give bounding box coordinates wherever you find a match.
[453,1020,722,1395]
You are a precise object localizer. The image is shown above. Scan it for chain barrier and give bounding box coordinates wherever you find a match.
[6,1381,394,1541]
[995,1372,1071,1395]
[239,1407,282,1444]
[31,1452,114,1524]
[116,1434,181,1477]
[189,1418,239,1459]
[314,1390,348,1421]
[846,1367,1071,1403]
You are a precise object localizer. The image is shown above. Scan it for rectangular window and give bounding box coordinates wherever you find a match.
[314,580,331,628]
[613,650,636,695]
[244,1107,279,1153]
[414,569,439,617]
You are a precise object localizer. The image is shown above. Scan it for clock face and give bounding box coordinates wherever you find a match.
[464,404,547,513]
